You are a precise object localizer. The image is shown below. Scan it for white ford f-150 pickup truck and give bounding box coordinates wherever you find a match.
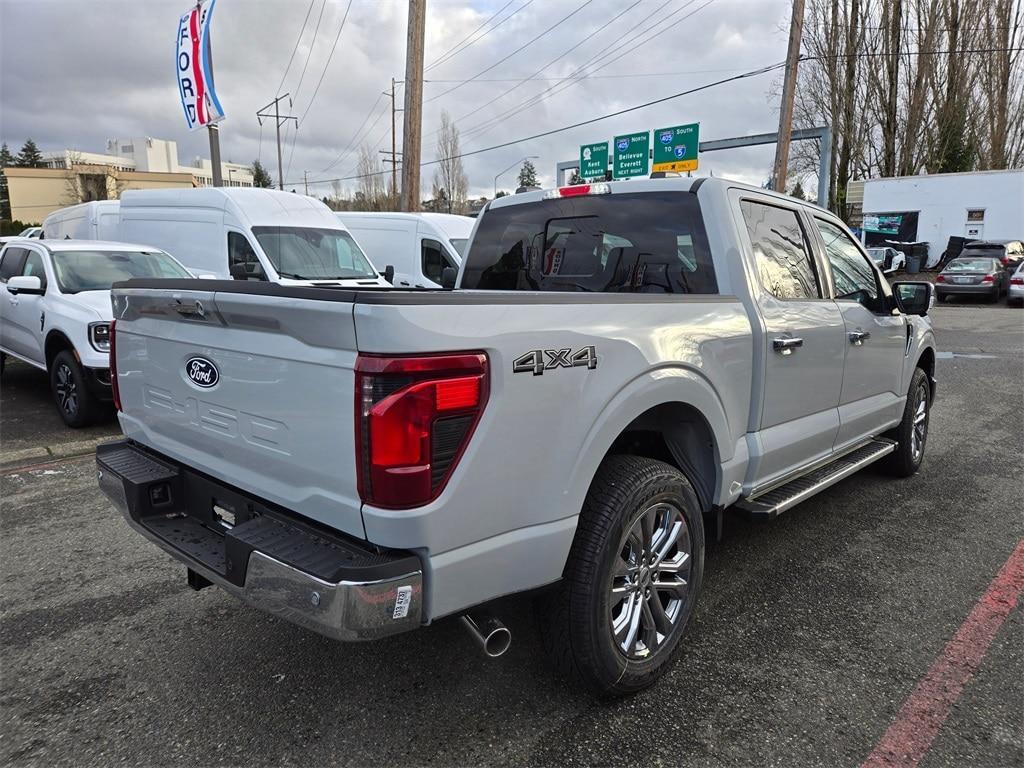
[97,177,937,695]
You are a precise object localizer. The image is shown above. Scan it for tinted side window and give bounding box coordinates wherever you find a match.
[421,238,450,284]
[0,248,28,282]
[462,192,717,294]
[815,218,885,313]
[740,200,820,299]
[227,232,264,279]
[22,251,48,291]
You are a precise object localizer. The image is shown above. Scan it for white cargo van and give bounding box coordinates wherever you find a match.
[42,201,121,241]
[336,212,474,288]
[110,188,388,286]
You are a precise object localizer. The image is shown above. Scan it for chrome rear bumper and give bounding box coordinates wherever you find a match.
[97,440,422,642]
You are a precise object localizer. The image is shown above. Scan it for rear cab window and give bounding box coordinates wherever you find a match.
[739,200,821,300]
[461,191,717,294]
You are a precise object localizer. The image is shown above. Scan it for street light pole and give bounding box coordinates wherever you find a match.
[493,155,538,198]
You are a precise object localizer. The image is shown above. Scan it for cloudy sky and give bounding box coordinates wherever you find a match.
[1,0,797,198]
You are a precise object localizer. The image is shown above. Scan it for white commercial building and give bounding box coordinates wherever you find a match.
[43,136,253,188]
[862,169,1024,267]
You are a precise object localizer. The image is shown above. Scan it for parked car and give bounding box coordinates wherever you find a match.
[958,240,1024,271]
[0,239,192,426]
[867,246,906,273]
[18,226,43,239]
[336,212,474,288]
[934,256,1009,302]
[42,200,121,241]
[1008,262,1024,307]
[47,189,390,288]
[97,177,936,696]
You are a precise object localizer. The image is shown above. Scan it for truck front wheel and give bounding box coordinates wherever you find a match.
[883,367,931,477]
[50,350,101,428]
[537,455,705,696]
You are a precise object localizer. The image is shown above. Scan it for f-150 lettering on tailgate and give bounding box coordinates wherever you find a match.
[144,385,291,455]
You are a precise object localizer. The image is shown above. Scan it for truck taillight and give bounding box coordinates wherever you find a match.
[355,352,488,508]
[109,319,121,412]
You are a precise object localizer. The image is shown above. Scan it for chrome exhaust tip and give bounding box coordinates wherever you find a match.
[460,612,511,658]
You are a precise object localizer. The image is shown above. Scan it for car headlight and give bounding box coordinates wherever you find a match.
[89,322,111,353]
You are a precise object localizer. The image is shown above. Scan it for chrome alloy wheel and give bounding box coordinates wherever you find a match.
[55,362,78,417]
[608,501,692,660]
[910,381,929,463]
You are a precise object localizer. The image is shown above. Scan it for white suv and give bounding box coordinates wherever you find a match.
[0,239,192,426]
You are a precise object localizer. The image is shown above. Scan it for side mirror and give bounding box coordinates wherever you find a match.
[892,281,933,316]
[7,275,44,295]
[382,265,395,284]
[441,266,457,290]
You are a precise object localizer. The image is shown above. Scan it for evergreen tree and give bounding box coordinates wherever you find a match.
[0,143,14,167]
[251,159,273,188]
[789,180,807,201]
[0,142,13,221]
[517,159,538,188]
[16,139,44,167]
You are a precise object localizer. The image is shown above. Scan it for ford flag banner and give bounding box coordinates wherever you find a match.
[176,0,225,131]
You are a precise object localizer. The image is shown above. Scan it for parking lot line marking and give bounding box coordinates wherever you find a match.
[861,540,1024,768]
[0,452,95,476]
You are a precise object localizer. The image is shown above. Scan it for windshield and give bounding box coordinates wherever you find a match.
[52,250,191,293]
[945,258,996,273]
[252,226,377,280]
[449,238,469,257]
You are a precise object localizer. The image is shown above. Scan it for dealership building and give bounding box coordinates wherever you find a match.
[3,136,254,223]
[860,168,1024,268]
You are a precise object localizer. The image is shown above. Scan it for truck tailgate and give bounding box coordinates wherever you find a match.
[112,286,364,537]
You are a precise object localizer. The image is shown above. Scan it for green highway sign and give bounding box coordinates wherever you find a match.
[579,141,608,179]
[612,132,650,178]
[652,123,700,173]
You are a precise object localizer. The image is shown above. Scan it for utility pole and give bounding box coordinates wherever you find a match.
[208,124,224,187]
[399,0,426,212]
[379,78,403,209]
[304,170,309,196]
[771,0,805,193]
[256,93,298,190]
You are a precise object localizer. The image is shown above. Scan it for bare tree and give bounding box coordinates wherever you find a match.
[355,144,388,211]
[976,0,1024,168]
[432,110,468,214]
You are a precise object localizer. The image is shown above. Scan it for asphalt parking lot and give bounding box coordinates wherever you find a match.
[1,303,1021,768]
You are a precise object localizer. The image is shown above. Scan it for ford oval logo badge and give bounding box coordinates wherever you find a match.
[185,356,219,388]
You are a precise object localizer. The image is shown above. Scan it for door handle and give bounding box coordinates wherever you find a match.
[772,337,804,355]
[848,330,871,345]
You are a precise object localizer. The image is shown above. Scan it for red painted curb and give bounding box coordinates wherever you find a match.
[861,540,1024,768]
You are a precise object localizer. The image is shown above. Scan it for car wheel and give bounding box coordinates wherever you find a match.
[50,350,100,428]
[536,455,704,696]
[883,367,931,477]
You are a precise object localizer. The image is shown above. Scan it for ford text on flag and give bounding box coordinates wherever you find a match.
[176,0,225,131]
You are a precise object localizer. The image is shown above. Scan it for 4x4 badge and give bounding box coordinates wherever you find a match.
[513,346,597,376]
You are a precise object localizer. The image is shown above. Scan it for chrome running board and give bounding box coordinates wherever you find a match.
[736,438,897,520]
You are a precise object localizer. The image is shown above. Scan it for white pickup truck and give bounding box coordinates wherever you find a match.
[97,177,937,695]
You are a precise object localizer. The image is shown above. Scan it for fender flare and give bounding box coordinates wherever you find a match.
[564,365,735,522]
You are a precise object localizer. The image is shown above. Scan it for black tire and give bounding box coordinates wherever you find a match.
[536,455,705,696]
[883,367,931,477]
[49,349,100,428]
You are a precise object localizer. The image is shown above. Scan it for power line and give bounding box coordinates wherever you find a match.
[293,59,788,186]
[291,0,328,102]
[422,68,752,82]
[461,0,714,141]
[424,0,517,72]
[276,0,317,96]
[425,0,597,103]
[320,92,388,174]
[298,0,354,123]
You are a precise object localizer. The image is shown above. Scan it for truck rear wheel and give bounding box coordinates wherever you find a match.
[537,455,704,696]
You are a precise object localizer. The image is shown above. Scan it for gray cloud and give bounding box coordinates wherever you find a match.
[1,0,795,197]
